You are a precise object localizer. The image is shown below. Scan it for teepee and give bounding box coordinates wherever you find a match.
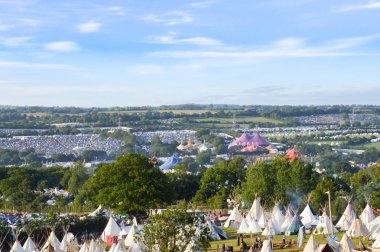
[260,240,273,252]
[347,217,369,237]
[313,211,338,235]
[303,235,319,252]
[281,207,294,231]
[339,233,356,252]
[248,217,262,234]
[271,205,285,232]
[224,206,243,228]
[11,240,26,252]
[248,197,264,221]
[300,204,318,229]
[101,216,122,246]
[336,202,356,231]
[237,218,250,234]
[23,237,38,252]
[41,231,62,252]
[360,204,376,230]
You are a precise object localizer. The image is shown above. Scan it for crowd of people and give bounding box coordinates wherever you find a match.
[0,134,124,156]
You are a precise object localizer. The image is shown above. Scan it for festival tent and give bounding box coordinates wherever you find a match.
[248,197,264,221]
[339,233,356,252]
[313,211,338,235]
[303,235,319,252]
[251,133,271,147]
[286,146,302,161]
[159,154,182,170]
[11,241,26,252]
[88,205,110,218]
[369,217,380,234]
[300,204,318,229]
[336,202,356,231]
[262,219,281,236]
[285,215,304,236]
[207,221,229,240]
[237,218,250,234]
[373,233,380,248]
[107,243,115,252]
[41,231,62,252]
[23,237,38,252]
[113,240,127,252]
[125,225,137,248]
[347,217,369,237]
[281,207,294,232]
[241,145,257,153]
[360,204,376,230]
[101,216,122,246]
[224,206,243,228]
[127,241,146,252]
[258,213,267,229]
[260,240,273,252]
[248,218,262,234]
[79,242,89,252]
[272,205,285,232]
[228,132,254,149]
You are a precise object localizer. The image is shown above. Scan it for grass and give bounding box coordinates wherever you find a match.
[101,109,217,115]
[208,228,372,251]
[196,117,284,124]
[358,142,380,150]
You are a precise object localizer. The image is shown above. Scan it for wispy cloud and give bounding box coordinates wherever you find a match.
[0,60,76,70]
[142,11,193,25]
[78,21,102,33]
[0,23,14,31]
[189,1,216,8]
[338,1,380,12]
[106,6,125,16]
[0,37,33,47]
[19,18,41,27]
[148,33,222,46]
[149,35,380,59]
[130,64,165,75]
[45,41,80,52]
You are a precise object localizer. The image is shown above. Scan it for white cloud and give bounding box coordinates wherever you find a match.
[45,41,80,52]
[130,64,165,75]
[149,34,380,59]
[19,18,41,27]
[142,11,192,25]
[106,6,125,16]
[338,1,380,11]
[189,1,216,8]
[0,37,33,47]
[0,24,14,31]
[0,60,75,70]
[148,33,222,46]
[78,21,102,33]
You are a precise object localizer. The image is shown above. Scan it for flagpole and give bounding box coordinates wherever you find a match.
[327,190,334,235]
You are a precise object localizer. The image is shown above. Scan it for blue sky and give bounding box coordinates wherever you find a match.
[0,0,380,107]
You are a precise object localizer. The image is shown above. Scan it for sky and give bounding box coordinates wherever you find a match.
[0,0,380,107]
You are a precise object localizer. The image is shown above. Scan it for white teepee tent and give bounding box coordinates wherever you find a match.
[125,225,137,248]
[303,235,319,252]
[248,197,264,221]
[300,204,318,229]
[336,202,356,231]
[347,217,369,237]
[11,240,26,252]
[360,204,376,230]
[271,205,285,232]
[101,216,122,245]
[339,233,356,252]
[260,240,273,252]
[313,211,338,235]
[248,217,262,234]
[23,237,38,252]
[258,213,267,229]
[237,218,250,234]
[224,206,243,228]
[41,231,62,252]
[281,207,294,231]
[373,232,380,248]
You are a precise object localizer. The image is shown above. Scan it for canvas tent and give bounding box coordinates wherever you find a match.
[300,204,318,229]
[159,154,182,170]
[41,231,62,252]
[336,202,356,231]
[281,207,294,232]
[313,211,338,235]
[224,206,243,228]
[260,240,273,252]
[237,218,250,234]
[286,215,304,236]
[303,235,319,252]
[11,241,26,252]
[360,204,376,230]
[23,237,38,252]
[272,205,285,232]
[339,233,356,252]
[347,217,369,237]
[248,197,264,221]
[101,216,122,246]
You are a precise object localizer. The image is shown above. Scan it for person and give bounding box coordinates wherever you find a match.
[222,243,226,252]
[282,234,286,246]
[216,244,220,252]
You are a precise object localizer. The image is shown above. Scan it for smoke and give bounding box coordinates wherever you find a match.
[286,190,305,212]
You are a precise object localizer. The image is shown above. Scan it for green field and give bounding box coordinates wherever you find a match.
[358,142,380,150]
[196,116,284,124]
[208,228,371,251]
[102,109,217,115]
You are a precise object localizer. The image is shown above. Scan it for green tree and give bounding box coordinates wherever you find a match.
[142,209,210,252]
[75,154,174,213]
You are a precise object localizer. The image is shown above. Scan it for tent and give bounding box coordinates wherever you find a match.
[313,211,338,235]
[223,206,243,228]
[208,221,230,240]
[248,197,264,221]
[159,154,182,170]
[286,215,304,236]
[41,231,62,252]
[360,204,376,230]
[237,218,250,234]
[303,235,319,252]
[11,241,26,252]
[300,204,318,229]
[336,202,356,231]
[373,233,380,248]
[101,216,122,246]
[23,237,38,252]
[281,207,294,232]
[88,205,110,217]
[258,213,267,229]
[262,219,281,236]
[272,205,285,232]
[248,217,262,234]
[228,132,270,149]
[125,225,137,248]
[260,240,273,252]
[339,233,356,252]
[347,217,369,237]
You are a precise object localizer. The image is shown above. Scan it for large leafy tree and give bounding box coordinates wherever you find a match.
[75,154,174,213]
[193,157,245,208]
